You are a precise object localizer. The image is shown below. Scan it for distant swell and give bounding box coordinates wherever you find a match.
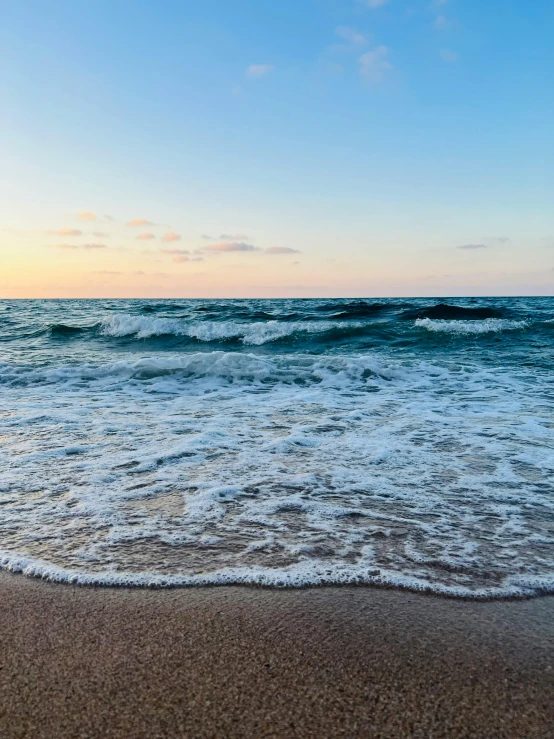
[404,303,504,320]
[314,301,395,318]
[49,323,87,336]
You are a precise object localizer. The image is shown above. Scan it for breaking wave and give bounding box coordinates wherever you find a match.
[415,318,529,334]
[100,314,362,345]
[0,352,413,388]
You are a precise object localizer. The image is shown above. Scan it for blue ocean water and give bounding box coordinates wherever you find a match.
[1,297,553,597]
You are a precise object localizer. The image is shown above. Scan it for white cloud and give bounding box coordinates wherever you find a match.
[204,241,260,253]
[440,48,458,62]
[363,0,389,7]
[457,244,488,250]
[246,64,274,79]
[359,46,392,84]
[434,15,454,30]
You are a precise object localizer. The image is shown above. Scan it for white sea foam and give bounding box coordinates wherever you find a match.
[415,318,528,334]
[1,350,553,597]
[101,314,351,344]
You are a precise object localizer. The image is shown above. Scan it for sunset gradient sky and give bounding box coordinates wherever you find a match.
[2,0,553,297]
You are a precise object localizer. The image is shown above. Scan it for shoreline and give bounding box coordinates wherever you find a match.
[2,563,554,602]
[1,571,553,738]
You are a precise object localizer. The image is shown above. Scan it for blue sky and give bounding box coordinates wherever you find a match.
[1,0,553,297]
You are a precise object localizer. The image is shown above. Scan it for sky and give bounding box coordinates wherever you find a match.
[1,0,553,298]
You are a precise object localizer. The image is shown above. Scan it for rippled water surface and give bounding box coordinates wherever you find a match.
[1,298,553,597]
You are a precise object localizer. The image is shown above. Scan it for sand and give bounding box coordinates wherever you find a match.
[0,572,553,738]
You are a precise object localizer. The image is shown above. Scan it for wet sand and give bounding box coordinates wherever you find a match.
[0,572,553,738]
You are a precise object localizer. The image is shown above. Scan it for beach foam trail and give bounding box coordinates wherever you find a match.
[1,297,553,597]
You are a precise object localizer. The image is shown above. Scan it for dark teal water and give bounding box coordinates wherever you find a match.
[1,297,553,369]
[1,298,553,597]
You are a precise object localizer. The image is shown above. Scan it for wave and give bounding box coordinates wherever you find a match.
[415,318,528,335]
[139,303,190,313]
[49,323,88,336]
[100,314,361,345]
[403,303,505,321]
[314,301,395,318]
[0,352,419,388]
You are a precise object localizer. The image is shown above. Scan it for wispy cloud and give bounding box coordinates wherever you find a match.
[161,248,189,256]
[246,64,274,79]
[204,241,260,253]
[77,211,97,222]
[160,248,200,263]
[334,26,368,51]
[48,228,82,236]
[104,215,115,222]
[53,242,108,250]
[440,48,458,62]
[126,218,154,227]
[265,247,301,255]
[434,15,454,30]
[220,233,249,240]
[457,244,488,250]
[136,233,155,241]
[485,237,510,244]
[359,46,392,84]
[93,231,110,238]
[161,231,181,242]
[362,0,389,8]
[93,270,122,275]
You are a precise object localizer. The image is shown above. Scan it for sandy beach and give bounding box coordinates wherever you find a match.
[0,572,552,738]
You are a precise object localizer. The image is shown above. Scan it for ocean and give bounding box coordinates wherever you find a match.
[0,297,553,598]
